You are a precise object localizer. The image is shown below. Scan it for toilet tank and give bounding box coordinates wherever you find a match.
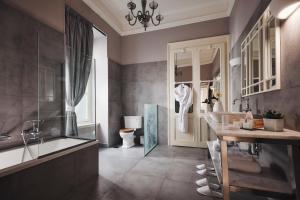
[124,116,142,129]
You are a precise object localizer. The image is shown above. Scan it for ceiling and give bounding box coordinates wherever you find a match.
[83,0,235,36]
[177,48,218,67]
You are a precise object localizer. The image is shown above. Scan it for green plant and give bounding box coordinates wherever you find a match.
[263,110,284,119]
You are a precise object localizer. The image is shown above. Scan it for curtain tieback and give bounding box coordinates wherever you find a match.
[66,105,75,112]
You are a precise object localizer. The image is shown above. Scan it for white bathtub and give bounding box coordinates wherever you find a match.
[0,138,89,171]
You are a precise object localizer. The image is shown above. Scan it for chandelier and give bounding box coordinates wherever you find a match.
[125,0,164,31]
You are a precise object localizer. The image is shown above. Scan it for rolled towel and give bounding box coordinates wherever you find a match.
[195,178,208,187]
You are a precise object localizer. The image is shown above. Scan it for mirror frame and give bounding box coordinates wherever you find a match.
[241,7,281,97]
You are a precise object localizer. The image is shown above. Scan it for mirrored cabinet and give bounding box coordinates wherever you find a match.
[241,8,280,96]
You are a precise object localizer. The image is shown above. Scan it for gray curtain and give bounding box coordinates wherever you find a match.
[65,7,94,136]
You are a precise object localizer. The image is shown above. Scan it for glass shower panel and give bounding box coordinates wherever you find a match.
[144,104,158,156]
[37,17,96,157]
[37,22,67,157]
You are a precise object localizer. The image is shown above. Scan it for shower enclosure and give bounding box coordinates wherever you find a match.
[0,2,96,171]
[144,104,158,155]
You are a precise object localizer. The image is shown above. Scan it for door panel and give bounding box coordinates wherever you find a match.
[168,36,228,148]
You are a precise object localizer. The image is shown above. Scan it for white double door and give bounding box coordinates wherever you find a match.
[168,36,228,148]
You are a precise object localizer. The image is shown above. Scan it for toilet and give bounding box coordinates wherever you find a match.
[119,116,142,148]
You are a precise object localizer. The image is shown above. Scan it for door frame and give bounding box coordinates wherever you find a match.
[167,35,231,146]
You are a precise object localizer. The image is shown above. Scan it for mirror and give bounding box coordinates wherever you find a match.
[241,8,280,97]
[174,50,193,82]
[250,31,261,93]
[199,48,221,113]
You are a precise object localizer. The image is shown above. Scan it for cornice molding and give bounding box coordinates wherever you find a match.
[83,0,236,36]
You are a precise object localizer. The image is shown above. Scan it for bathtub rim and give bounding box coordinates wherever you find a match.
[0,139,99,178]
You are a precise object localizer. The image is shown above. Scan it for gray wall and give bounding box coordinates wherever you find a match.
[108,59,122,147]
[229,0,300,178]
[121,17,230,65]
[6,0,122,64]
[119,16,230,145]
[229,0,261,48]
[121,61,168,145]
[0,1,64,150]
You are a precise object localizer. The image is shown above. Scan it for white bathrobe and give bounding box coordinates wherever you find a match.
[174,84,193,133]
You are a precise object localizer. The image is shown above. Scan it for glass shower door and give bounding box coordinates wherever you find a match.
[144,104,158,156]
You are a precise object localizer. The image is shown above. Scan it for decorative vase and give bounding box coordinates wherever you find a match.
[263,118,284,132]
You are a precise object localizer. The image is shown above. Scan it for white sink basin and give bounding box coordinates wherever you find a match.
[208,112,246,123]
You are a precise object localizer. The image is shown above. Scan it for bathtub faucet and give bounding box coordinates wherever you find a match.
[21,120,42,142]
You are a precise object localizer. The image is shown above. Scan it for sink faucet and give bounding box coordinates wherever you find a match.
[233,97,251,112]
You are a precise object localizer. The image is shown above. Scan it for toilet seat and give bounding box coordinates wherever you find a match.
[120,128,134,133]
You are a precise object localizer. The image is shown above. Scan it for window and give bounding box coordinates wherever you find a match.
[241,8,280,96]
[75,62,95,126]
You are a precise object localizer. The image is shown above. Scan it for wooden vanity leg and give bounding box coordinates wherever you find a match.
[221,140,230,200]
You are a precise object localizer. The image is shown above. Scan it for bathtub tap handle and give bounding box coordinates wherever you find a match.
[21,120,42,141]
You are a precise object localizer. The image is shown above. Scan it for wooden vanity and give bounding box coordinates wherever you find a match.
[204,116,300,200]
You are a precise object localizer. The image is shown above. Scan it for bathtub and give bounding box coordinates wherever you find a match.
[0,137,99,200]
[0,137,93,172]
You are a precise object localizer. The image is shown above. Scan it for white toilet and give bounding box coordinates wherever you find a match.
[119,116,142,148]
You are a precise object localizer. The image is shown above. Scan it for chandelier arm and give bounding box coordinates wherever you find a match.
[151,16,161,26]
[129,15,138,26]
[150,8,155,17]
[130,9,138,18]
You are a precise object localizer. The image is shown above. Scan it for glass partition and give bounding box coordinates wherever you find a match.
[144,104,158,156]
[37,7,96,158]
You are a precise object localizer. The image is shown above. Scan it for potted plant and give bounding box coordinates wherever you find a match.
[263,110,284,132]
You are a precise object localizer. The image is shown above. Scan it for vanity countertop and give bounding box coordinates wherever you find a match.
[204,116,300,141]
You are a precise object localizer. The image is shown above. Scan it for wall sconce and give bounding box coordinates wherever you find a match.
[270,0,300,19]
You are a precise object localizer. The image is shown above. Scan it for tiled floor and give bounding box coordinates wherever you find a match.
[64,145,268,200]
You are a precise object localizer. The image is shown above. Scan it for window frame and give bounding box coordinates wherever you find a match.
[75,61,95,127]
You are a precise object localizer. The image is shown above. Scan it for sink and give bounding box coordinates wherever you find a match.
[208,112,246,123]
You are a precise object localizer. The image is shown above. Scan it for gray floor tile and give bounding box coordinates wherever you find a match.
[63,145,270,200]
[129,157,172,178]
[115,172,164,199]
[156,179,213,200]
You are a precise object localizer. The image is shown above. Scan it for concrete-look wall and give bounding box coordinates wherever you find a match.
[120,17,230,145]
[5,0,122,64]
[108,59,122,147]
[121,61,168,144]
[229,0,261,48]
[121,17,230,65]
[229,0,300,179]
[0,1,65,150]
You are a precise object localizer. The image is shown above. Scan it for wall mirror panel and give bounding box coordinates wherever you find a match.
[241,7,280,96]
